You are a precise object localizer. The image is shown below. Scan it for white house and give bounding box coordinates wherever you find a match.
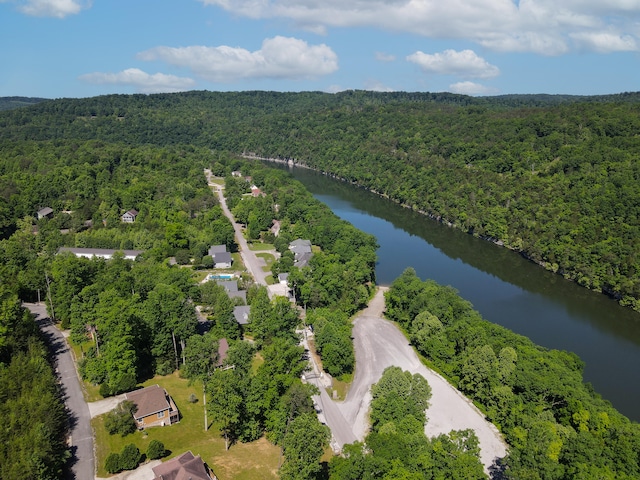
[121,209,138,223]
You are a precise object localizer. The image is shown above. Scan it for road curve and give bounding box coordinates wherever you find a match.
[24,303,95,480]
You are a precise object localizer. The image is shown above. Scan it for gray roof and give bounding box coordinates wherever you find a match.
[37,207,54,217]
[233,306,251,325]
[290,239,312,248]
[294,252,312,268]
[213,251,232,265]
[278,273,289,283]
[216,280,238,292]
[208,245,227,256]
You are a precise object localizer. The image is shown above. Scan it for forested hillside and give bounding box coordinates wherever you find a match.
[0,90,639,310]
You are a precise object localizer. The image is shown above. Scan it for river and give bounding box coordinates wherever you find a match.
[279,165,640,422]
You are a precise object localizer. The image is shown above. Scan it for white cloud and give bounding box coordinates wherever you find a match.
[199,0,640,55]
[449,81,497,95]
[570,31,638,53]
[325,84,345,93]
[4,0,89,18]
[364,79,395,92]
[79,68,195,94]
[407,49,500,78]
[138,36,338,83]
[375,52,396,62]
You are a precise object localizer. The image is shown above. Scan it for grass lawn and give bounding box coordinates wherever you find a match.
[93,372,280,479]
[256,252,276,269]
[248,242,275,251]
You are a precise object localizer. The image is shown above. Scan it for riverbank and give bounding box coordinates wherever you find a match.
[247,154,634,311]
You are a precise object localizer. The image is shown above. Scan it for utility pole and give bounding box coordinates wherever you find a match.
[44,271,55,321]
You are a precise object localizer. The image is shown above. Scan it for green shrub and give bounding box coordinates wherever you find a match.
[104,400,137,436]
[147,439,166,460]
[119,443,141,471]
[105,453,121,474]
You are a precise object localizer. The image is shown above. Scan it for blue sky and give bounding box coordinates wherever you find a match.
[1,0,639,98]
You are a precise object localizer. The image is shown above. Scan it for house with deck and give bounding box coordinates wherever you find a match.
[124,384,179,428]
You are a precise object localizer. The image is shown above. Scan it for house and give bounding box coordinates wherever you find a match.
[57,247,143,261]
[216,280,246,302]
[152,451,216,480]
[289,239,313,268]
[278,273,289,285]
[294,251,313,268]
[121,209,138,223]
[207,245,233,269]
[37,207,54,219]
[289,239,312,256]
[250,185,263,197]
[213,251,232,269]
[231,170,242,177]
[233,305,251,325]
[124,384,179,428]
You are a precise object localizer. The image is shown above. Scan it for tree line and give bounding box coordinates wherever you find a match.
[384,268,640,479]
[2,90,638,309]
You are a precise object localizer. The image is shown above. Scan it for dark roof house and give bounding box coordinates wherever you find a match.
[233,305,251,325]
[152,451,216,480]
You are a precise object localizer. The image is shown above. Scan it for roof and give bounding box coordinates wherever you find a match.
[233,306,251,325]
[294,252,313,268]
[213,251,232,265]
[57,247,143,259]
[125,385,170,419]
[37,207,54,216]
[152,451,212,480]
[216,338,229,367]
[278,273,289,283]
[216,279,238,292]
[208,245,227,255]
[289,239,312,248]
[124,209,139,216]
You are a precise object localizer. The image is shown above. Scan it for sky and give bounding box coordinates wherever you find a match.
[0,0,639,98]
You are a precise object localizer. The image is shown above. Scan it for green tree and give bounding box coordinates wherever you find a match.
[207,368,243,450]
[280,413,330,480]
[104,400,137,436]
[146,439,166,460]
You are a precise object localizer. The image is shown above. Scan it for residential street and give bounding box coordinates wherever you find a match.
[24,303,95,480]
[205,169,269,287]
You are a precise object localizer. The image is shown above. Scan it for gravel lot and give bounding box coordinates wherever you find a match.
[321,288,508,475]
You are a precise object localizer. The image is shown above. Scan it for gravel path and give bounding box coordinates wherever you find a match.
[324,288,508,476]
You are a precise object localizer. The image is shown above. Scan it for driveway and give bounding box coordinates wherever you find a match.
[25,303,95,480]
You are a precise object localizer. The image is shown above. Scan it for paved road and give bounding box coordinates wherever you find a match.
[205,169,269,287]
[25,303,95,480]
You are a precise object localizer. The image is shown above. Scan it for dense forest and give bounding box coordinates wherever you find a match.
[385,268,640,479]
[0,290,69,479]
[0,90,638,310]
